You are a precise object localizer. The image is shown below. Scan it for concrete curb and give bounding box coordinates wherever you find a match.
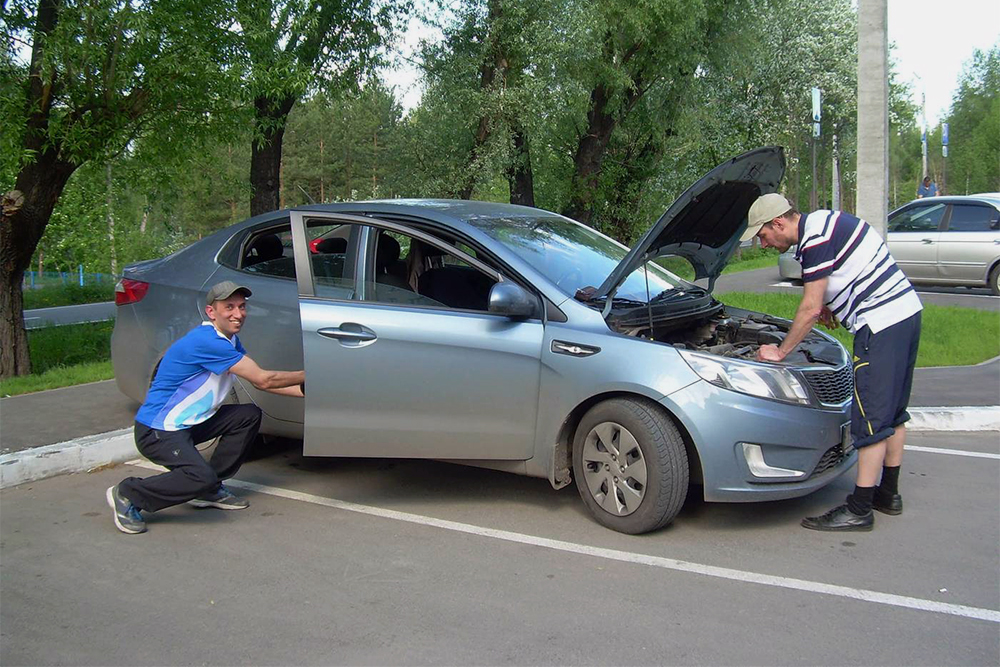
[1,428,134,490]
[2,407,998,490]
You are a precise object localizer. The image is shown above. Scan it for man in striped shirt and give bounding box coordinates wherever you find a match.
[744,193,923,532]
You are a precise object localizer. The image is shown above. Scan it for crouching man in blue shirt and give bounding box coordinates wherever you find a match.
[107,281,304,534]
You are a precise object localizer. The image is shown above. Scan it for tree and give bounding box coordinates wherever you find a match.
[945,45,1000,195]
[0,0,239,377]
[237,0,408,216]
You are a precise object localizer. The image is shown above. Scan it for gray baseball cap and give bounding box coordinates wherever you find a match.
[741,193,794,241]
[205,280,252,305]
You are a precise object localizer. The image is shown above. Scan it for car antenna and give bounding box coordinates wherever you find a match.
[643,255,654,338]
[296,184,317,205]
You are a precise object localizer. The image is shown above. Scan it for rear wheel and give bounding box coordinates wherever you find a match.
[988,264,1000,296]
[572,397,689,534]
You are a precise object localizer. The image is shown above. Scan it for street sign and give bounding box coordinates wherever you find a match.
[812,87,822,122]
[943,145,948,157]
[942,123,949,146]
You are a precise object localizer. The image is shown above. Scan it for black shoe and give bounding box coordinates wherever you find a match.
[801,504,873,532]
[873,489,902,515]
[188,484,249,510]
[106,485,146,534]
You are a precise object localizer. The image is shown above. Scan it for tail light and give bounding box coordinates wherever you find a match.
[115,278,149,305]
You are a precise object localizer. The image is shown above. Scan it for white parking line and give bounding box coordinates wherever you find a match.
[905,445,1000,459]
[130,461,999,624]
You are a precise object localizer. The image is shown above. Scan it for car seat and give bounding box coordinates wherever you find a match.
[244,234,284,267]
[375,235,410,290]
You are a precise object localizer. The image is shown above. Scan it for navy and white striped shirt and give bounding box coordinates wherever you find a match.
[795,210,922,334]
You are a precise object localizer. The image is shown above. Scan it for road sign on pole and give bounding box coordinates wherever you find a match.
[812,87,822,138]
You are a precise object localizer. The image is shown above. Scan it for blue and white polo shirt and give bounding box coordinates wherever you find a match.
[796,210,922,334]
[135,323,246,431]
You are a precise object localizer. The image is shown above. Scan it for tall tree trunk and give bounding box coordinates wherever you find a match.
[562,83,617,225]
[250,94,296,216]
[1,0,80,377]
[458,0,505,200]
[508,127,534,207]
[2,158,78,377]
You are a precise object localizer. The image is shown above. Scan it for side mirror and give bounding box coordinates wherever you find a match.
[488,282,539,319]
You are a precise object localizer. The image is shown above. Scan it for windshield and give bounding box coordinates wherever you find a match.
[470,215,686,301]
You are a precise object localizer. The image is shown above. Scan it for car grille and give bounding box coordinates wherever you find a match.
[802,365,853,405]
[809,442,851,479]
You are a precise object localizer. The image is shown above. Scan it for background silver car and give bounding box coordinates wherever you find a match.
[778,194,1000,294]
[113,147,856,534]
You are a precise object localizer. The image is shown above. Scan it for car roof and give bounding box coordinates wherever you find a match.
[895,194,1000,211]
[224,199,560,241]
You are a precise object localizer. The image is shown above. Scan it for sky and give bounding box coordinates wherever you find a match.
[386,0,1000,121]
[887,0,1000,127]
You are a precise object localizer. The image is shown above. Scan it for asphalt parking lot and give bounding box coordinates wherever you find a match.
[2,430,997,665]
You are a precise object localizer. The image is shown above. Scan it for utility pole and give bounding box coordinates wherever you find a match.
[856,0,889,238]
[811,87,821,211]
[832,132,841,210]
[921,89,928,178]
[942,122,949,194]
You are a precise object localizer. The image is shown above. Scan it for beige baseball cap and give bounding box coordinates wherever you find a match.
[741,193,794,242]
[205,280,252,305]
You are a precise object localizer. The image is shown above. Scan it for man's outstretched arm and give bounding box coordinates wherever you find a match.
[230,356,305,396]
[757,277,828,362]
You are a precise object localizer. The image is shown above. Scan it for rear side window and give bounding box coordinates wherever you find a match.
[888,203,946,232]
[947,204,1000,232]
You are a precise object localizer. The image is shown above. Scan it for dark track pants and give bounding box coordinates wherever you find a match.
[119,404,262,512]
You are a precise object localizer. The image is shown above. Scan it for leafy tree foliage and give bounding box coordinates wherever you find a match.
[237,0,409,216]
[945,45,999,195]
[0,0,240,377]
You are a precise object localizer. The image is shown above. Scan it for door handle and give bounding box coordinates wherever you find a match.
[317,326,377,342]
[921,238,934,244]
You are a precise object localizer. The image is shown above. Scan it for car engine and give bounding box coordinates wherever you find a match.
[618,308,846,368]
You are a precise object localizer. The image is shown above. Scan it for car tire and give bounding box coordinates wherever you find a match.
[572,397,689,534]
[989,264,1000,296]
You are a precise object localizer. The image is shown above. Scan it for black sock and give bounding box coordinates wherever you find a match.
[846,485,875,515]
[879,466,900,495]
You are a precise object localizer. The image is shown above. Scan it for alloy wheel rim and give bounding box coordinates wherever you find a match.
[581,421,647,516]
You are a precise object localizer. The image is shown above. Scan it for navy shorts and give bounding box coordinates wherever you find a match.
[850,311,921,449]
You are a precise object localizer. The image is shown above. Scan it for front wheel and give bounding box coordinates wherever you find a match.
[572,397,689,534]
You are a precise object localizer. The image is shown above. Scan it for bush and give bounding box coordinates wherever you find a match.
[28,320,114,374]
[22,283,115,309]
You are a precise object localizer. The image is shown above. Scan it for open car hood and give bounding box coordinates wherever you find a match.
[593,147,785,299]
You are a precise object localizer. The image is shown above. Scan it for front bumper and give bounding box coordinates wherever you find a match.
[661,379,855,502]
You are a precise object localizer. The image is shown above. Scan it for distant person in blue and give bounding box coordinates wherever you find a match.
[916,175,938,198]
[106,281,304,534]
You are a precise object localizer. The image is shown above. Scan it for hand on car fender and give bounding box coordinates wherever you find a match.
[756,344,786,362]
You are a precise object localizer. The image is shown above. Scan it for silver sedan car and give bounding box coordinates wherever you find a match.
[113,147,855,534]
[779,194,1000,294]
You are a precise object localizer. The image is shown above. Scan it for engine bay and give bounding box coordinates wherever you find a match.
[615,306,846,367]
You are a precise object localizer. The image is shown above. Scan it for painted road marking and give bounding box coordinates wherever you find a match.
[906,445,1000,459]
[131,460,1000,624]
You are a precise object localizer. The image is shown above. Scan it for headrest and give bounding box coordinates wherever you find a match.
[316,237,347,254]
[376,235,400,266]
[247,234,283,263]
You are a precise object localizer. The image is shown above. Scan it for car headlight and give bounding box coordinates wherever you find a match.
[678,349,811,405]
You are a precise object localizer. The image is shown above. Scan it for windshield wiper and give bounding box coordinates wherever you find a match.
[650,287,703,303]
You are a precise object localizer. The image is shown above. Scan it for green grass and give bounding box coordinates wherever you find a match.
[22,283,115,309]
[0,361,114,397]
[0,321,115,397]
[717,292,1000,368]
[657,247,779,281]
